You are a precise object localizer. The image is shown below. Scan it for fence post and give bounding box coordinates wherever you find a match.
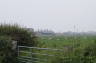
[30,48,33,63]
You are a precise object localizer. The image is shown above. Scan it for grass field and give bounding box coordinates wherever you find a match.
[38,35,96,48]
[36,35,96,63]
[19,35,96,63]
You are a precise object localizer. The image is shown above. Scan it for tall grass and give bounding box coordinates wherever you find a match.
[35,35,96,63]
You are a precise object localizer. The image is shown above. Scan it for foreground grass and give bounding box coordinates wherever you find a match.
[19,35,96,63]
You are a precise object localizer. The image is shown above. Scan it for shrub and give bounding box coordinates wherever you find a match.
[0,24,38,46]
[0,24,38,63]
[0,36,17,63]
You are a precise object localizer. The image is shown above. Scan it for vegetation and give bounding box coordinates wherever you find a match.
[0,24,38,46]
[0,24,96,63]
[0,36,16,63]
[35,35,96,63]
[17,35,96,63]
[0,24,38,63]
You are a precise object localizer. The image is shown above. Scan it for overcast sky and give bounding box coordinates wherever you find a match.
[0,0,96,32]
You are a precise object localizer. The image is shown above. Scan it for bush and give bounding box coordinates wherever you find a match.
[0,24,38,63]
[0,36,17,63]
[0,24,38,46]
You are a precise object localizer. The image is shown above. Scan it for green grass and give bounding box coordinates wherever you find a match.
[36,35,96,63]
[38,35,95,48]
[19,35,96,63]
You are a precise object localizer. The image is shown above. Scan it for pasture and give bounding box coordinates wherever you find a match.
[18,35,96,63]
[38,35,96,48]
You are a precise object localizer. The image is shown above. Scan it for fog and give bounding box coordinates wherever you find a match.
[0,0,96,32]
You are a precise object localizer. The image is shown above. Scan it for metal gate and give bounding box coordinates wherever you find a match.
[17,46,69,63]
[17,46,93,63]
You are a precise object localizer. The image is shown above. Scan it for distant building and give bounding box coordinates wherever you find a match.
[36,29,55,36]
[26,28,34,32]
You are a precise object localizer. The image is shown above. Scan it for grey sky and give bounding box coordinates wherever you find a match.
[0,0,96,32]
